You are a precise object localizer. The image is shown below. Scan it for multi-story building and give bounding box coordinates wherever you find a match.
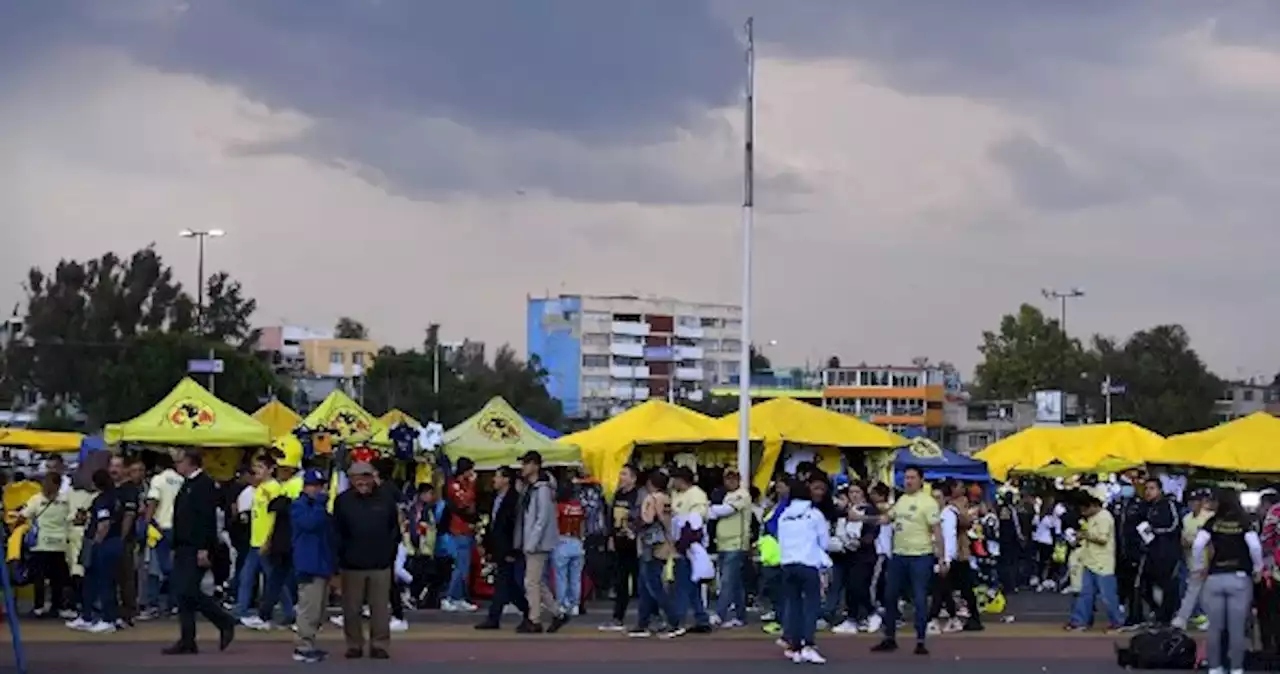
[527,293,742,420]
[709,369,824,402]
[945,398,1038,455]
[1216,380,1275,422]
[821,364,947,438]
[257,325,380,412]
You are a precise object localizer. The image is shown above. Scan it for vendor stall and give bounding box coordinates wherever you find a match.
[0,429,86,454]
[975,422,1161,480]
[442,397,579,471]
[892,437,990,485]
[105,378,271,448]
[253,400,303,441]
[1155,412,1280,472]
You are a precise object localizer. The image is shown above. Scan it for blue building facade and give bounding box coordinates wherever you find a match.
[526,296,583,417]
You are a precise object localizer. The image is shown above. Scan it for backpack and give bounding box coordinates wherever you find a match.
[1116,627,1196,670]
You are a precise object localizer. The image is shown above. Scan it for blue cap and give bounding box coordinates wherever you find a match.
[303,468,326,485]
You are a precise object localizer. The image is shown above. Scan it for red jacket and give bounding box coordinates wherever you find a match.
[447,478,477,537]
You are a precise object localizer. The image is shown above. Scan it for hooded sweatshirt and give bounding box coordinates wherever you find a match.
[777,499,832,569]
[515,471,558,554]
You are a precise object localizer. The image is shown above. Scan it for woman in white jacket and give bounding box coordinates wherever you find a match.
[777,478,832,664]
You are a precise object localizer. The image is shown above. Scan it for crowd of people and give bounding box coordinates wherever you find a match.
[5,448,1278,670]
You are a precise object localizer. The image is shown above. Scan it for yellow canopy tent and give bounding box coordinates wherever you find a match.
[721,398,908,493]
[442,397,579,471]
[565,400,751,496]
[104,378,271,447]
[0,429,85,453]
[1156,412,1280,472]
[253,400,302,441]
[302,390,384,444]
[975,422,1162,481]
[1027,456,1143,478]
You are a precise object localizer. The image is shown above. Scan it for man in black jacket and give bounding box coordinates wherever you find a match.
[475,467,529,630]
[332,461,399,660]
[1112,476,1150,627]
[163,449,235,656]
[1139,478,1181,625]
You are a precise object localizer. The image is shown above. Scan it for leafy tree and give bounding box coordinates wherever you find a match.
[825,355,841,369]
[8,246,286,428]
[974,303,1089,399]
[334,317,368,340]
[749,344,772,373]
[364,326,562,430]
[1077,326,1220,435]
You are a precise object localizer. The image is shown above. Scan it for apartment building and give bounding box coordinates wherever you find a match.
[257,325,381,411]
[821,364,947,438]
[527,293,742,420]
[945,398,1038,455]
[1216,380,1277,422]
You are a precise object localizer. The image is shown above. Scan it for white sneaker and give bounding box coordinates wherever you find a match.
[440,599,457,612]
[721,619,745,629]
[1206,668,1224,674]
[865,613,883,633]
[761,611,776,622]
[65,617,92,631]
[831,620,859,634]
[240,616,270,631]
[815,619,830,631]
[569,605,579,616]
[785,649,802,663]
[927,620,943,635]
[330,615,345,627]
[709,614,723,627]
[86,621,117,634]
[800,646,827,664]
[390,618,409,632]
[944,618,964,633]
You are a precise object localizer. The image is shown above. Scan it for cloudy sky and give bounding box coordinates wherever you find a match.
[4,0,1279,380]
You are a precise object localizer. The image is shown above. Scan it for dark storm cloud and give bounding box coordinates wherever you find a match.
[988,134,1119,212]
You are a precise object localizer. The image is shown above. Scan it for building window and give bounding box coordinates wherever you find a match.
[724,319,742,330]
[352,352,365,367]
[329,350,344,365]
[700,317,721,328]
[1243,389,1256,402]
[723,361,740,377]
[967,433,992,450]
[581,333,609,347]
[722,339,742,352]
[890,372,920,388]
[582,354,609,369]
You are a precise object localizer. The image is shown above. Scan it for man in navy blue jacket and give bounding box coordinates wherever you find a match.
[291,470,336,664]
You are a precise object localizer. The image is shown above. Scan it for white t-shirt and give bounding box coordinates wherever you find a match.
[875,516,894,556]
[147,468,185,530]
[235,485,255,514]
[1033,512,1060,545]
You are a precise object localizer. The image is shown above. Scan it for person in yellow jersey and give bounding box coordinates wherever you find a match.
[236,457,279,625]
[274,436,306,500]
[871,467,942,656]
[241,446,300,630]
[141,452,186,619]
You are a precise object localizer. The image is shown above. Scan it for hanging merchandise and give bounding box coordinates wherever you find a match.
[416,422,444,463]
[349,445,378,465]
[388,424,417,461]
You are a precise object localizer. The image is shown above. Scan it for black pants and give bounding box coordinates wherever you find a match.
[390,576,404,621]
[611,543,639,622]
[172,547,233,648]
[997,541,1019,592]
[584,535,610,601]
[30,550,70,613]
[486,556,530,624]
[1257,581,1280,654]
[844,555,876,622]
[929,561,981,623]
[1141,556,1179,625]
[408,556,441,608]
[1117,557,1143,625]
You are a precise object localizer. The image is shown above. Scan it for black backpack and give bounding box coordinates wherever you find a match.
[1116,627,1196,670]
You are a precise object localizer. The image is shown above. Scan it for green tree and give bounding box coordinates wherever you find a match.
[334,317,368,340]
[974,303,1089,398]
[9,246,286,427]
[1077,326,1220,435]
[749,344,772,373]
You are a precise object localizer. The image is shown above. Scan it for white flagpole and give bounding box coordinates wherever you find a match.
[736,17,756,479]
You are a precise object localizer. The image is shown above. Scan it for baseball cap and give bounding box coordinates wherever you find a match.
[518,451,543,465]
[303,468,326,485]
[669,466,695,483]
[347,461,376,477]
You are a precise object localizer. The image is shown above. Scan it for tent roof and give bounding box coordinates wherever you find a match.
[253,400,302,440]
[0,429,85,453]
[104,378,271,447]
[443,397,578,470]
[302,390,384,443]
[974,422,1162,480]
[378,409,422,429]
[567,400,745,449]
[524,416,562,439]
[893,438,987,471]
[725,398,907,448]
[1157,412,1280,472]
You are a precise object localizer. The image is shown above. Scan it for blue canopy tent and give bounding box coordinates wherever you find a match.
[893,434,991,486]
[523,416,563,439]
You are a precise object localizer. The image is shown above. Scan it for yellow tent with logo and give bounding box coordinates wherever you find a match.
[721,398,908,492]
[975,422,1161,481]
[253,400,302,441]
[442,397,579,471]
[302,390,384,444]
[0,429,85,453]
[1155,412,1280,472]
[371,409,422,447]
[104,378,271,447]
[565,400,750,496]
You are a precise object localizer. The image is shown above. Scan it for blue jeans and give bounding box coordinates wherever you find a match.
[762,565,784,623]
[85,537,123,623]
[671,557,710,629]
[258,556,296,623]
[782,564,822,648]
[1069,569,1123,628]
[716,550,747,623]
[448,535,473,601]
[235,548,265,617]
[822,562,846,620]
[553,536,585,612]
[884,554,934,642]
[636,558,675,630]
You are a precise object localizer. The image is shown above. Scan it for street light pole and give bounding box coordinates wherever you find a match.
[1041,287,1084,334]
[432,341,441,422]
[180,229,225,391]
[735,17,756,480]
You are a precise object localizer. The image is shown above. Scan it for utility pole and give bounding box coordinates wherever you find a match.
[180,229,225,391]
[1041,287,1084,422]
[735,16,756,479]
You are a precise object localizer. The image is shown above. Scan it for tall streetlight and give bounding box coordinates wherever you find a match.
[180,229,225,391]
[1041,287,1084,423]
[735,18,756,479]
